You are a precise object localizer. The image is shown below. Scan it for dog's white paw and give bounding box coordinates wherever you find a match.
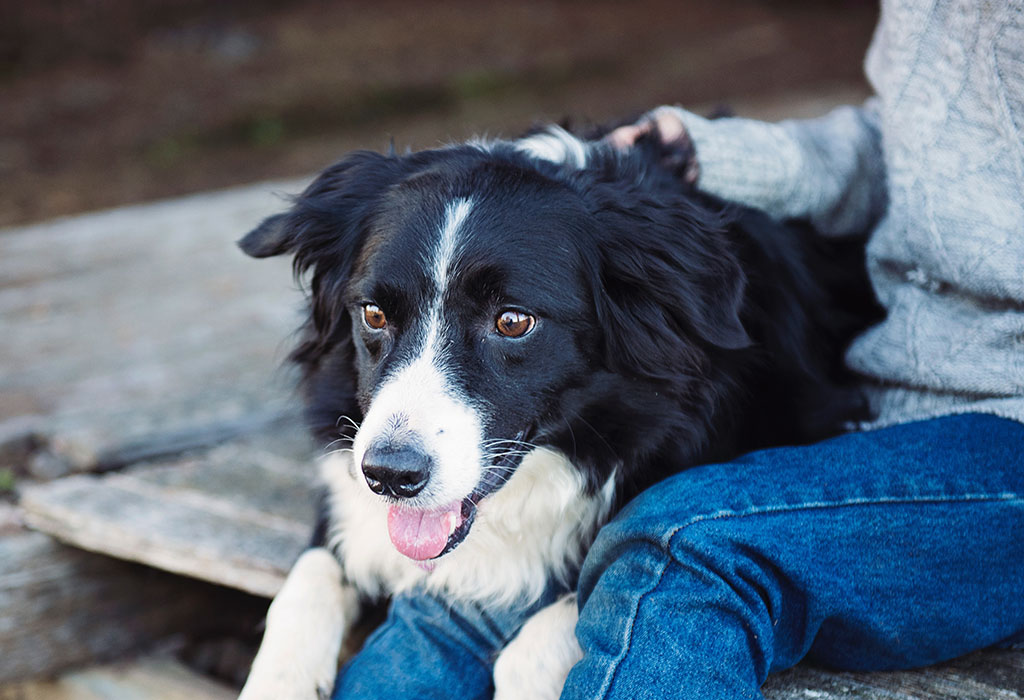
[239,548,358,700]
[493,594,582,700]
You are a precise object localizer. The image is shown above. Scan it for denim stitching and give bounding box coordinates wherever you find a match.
[660,492,1022,549]
[596,547,673,699]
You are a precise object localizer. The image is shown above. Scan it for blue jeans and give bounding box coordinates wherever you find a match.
[335,414,1024,699]
[335,580,564,700]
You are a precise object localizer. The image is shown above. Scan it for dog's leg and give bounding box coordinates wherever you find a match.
[239,547,359,700]
[493,593,582,700]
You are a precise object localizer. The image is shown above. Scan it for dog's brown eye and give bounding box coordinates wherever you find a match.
[495,310,535,338]
[363,304,387,330]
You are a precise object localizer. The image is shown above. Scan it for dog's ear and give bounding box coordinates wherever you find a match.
[238,151,411,442]
[238,150,410,364]
[238,149,404,265]
[238,213,292,258]
[588,193,750,382]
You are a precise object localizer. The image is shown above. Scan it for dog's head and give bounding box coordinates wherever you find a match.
[240,131,749,566]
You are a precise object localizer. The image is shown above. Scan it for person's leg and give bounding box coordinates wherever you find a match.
[333,581,563,699]
[563,413,1024,700]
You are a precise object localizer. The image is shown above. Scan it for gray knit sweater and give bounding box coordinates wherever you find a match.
[662,0,1024,429]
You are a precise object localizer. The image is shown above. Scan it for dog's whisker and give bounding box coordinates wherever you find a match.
[482,436,538,445]
[483,451,530,461]
[476,471,513,486]
[336,414,362,432]
[321,438,358,454]
[323,435,356,451]
[481,461,522,469]
[562,412,618,461]
[482,439,540,450]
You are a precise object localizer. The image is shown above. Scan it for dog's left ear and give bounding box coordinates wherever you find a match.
[588,193,751,381]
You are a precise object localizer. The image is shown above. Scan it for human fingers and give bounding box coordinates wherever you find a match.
[604,120,653,150]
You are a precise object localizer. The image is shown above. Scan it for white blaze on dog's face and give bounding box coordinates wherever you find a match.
[351,198,486,562]
[342,171,608,568]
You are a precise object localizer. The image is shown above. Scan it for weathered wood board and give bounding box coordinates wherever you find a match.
[19,434,318,598]
[0,656,236,700]
[0,180,310,474]
[764,649,1024,699]
[0,523,265,684]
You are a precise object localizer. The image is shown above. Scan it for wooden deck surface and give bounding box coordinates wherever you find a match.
[0,180,309,473]
[0,522,266,685]
[0,657,236,700]
[765,650,1024,699]
[0,181,311,685]
[20,438,315,598]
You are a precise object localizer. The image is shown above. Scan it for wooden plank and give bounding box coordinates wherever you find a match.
[764,650,1024,699]
[19,438,317,597]
[766,665,907,699]
[0,180,309,474]
[0,656,236,700]
[0,525,265,684]
[941,649,1024,695]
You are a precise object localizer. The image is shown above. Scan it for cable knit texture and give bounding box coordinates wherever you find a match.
[662,0,1024,429]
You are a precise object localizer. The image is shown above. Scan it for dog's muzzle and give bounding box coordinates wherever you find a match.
[360,429,531,564]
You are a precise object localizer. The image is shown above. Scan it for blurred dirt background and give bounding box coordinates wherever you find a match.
[1,0,878,228]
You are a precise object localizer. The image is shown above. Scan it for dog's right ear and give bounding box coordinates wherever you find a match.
[238,213,293,258]
[236,150,411,372]
[238,151,412,443]
[237,149,404,265]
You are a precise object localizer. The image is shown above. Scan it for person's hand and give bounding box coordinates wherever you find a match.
[605,108,699,185]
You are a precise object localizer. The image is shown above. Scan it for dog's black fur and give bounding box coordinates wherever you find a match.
[242,127,881,520]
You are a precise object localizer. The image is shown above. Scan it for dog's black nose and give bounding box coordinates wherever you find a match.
[361,445,431,498]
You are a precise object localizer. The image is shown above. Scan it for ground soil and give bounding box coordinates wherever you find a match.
[0,0,877,228]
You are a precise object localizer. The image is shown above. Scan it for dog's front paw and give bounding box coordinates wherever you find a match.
[239,548,358,700]
[493,594,582,700]
[238,675,333,700]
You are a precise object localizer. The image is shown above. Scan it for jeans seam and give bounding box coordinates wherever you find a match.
[660,492,1022,549]
[589,493,1022,698]
[596,549,673,700]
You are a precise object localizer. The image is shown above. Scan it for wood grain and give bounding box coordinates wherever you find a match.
[0,180,309,474]
[764,650,1024,699]
[0,529,265,684]
[0,656,236,700]
[19,438,318,598]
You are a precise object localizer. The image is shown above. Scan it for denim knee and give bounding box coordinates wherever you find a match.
[571,505,794,698]
[586,457,776,557]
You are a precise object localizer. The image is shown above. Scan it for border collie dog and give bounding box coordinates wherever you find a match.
[237,124,877,699]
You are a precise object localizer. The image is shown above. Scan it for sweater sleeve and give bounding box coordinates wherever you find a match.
[653,100,887,236]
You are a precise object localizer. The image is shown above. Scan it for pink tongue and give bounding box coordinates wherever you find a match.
[387,502,464,561]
